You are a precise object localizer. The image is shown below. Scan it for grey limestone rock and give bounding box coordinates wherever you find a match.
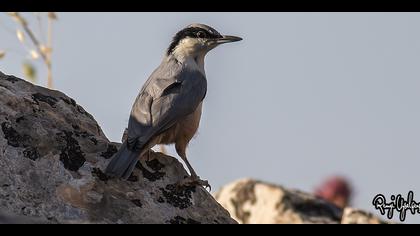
[0,71,236,224]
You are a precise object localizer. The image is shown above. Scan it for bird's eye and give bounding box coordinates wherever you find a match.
[197,31,207,38]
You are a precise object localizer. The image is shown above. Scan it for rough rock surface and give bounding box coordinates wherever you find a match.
[214,178,389,224]
[0,71,236,224]
[0,210,46,224]
[341,207,388,224]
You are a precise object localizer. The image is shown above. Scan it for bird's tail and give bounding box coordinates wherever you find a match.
[105,141,140,179]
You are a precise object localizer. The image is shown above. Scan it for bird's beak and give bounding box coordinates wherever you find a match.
[215,35,243,44]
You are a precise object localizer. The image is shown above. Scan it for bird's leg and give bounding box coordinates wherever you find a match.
[146,149,152,161]
[137,137,161,173]
[138,149,155,173]
[176,146,211,191]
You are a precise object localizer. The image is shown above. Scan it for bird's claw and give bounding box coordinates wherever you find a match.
[199,180,212,191]
[177,176,211,191]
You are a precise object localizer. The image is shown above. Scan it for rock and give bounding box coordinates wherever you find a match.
[214,178,388,224]
[341,207,388,224]
[214,178,342,224]
[0,211,46,224]
[0,71,236,224]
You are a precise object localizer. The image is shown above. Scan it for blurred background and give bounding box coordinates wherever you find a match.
[1,12,419,223]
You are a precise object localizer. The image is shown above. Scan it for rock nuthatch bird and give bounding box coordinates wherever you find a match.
[105,23,242,189]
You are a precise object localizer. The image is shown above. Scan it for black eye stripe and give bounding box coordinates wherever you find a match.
[183,27,221,39]
[167,27,223,54]
[197,31,206,38]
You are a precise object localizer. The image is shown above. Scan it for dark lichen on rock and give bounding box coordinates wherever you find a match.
[1,122,30,148]
[135,159,165,182]
[15,116,25,123]
[74,130,91,138]
[92,168,109,182]
[23,147,40,161]
[131,199,143,208]
[127,174,138,182]
[100,144,118,159]
[160,184,195,209]
[76,105,94,120]
[168,216,201,224]
[57,131,86,171]
[60,96,94,119]
[32,93,58,108]
[146,159,164,172]
[90,137,98,145]
[71,129,98,145]
[60,97,77,107]
[5,75,19,83]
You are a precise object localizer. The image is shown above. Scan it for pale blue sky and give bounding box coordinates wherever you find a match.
[1,13,419,223]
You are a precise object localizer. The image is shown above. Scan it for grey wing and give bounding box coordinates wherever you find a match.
[126,70,207,151]
[126,91,154,150]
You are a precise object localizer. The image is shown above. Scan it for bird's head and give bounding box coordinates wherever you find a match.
[167,23,242,60]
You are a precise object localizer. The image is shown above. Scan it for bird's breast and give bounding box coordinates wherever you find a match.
[156,102,203,145]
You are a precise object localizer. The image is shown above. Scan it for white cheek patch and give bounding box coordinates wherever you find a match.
[172,37,205,60]
[178,38,201,50]
[172,37,207,75]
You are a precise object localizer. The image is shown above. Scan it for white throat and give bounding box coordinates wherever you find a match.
[171,39,207,76]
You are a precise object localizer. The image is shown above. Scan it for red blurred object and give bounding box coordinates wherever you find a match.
[314,176,352,208]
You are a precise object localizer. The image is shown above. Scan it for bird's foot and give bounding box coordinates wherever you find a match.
[177,175,211,191]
